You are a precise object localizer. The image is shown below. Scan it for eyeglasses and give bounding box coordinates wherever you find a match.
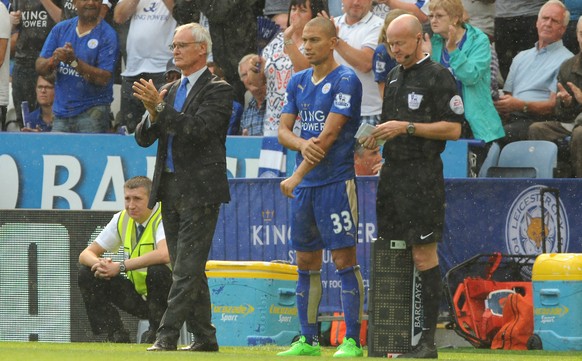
[168,41,203,51]
[36,85,54,91]
[428,13,449,21]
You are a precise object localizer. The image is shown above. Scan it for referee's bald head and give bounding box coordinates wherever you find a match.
[305,16,337,39]
[388,14,422,38]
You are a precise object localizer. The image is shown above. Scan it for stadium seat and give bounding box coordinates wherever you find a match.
[478,142,501,177]
[485,140,558,178]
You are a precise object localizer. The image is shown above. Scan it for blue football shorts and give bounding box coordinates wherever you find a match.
[290,179,358,252]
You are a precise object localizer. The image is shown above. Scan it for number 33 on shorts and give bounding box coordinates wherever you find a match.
[330,211,354,234]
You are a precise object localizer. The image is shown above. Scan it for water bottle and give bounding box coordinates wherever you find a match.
[21,101,31,129]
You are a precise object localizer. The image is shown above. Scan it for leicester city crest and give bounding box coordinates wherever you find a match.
[505,185,569,256]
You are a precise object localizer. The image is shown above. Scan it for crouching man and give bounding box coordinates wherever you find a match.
[78,176,171,343]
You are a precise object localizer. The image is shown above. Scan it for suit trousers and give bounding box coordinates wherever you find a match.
[78,264,172,335]
[157,173,221,344]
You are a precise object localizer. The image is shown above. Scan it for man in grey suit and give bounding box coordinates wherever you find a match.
[133,22,233,352]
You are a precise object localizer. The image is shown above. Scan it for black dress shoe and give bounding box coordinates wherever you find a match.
[396,341,438,359]
[146,339,177,351]
[180,340,219,352]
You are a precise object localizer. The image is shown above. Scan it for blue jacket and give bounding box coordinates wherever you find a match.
[431,24,504,143]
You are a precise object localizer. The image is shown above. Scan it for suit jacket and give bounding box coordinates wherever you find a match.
[135,69,233,209]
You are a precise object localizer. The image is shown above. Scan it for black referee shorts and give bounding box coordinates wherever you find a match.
[376,158,445,246]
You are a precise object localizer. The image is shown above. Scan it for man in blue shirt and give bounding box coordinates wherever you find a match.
[494,0,573,145]
[36,0,118,133]
[238,53,265,136]
[277,17,364,358]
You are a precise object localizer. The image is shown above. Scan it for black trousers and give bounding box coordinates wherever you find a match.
[78,264,172,335]
[157,174,221,344]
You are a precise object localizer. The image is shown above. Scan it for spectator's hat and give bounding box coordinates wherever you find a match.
[264,0,289,15]
[165,58,181,77]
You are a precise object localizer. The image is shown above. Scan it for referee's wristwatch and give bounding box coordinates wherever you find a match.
[406,122,416,136]
[119,260,126,273]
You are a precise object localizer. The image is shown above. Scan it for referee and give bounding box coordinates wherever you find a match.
[360,14,464,359]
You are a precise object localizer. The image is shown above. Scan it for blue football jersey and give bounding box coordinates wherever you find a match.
[282,65,362,187]
[40,17,118,118]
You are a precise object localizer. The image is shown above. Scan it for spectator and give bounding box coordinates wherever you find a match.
[0,2,8,131]
[373,9,409,97]
[377,0,430,23]
[36,0,119,133]
[494,0,573,145]
[172,0,263,105]
[248,0,329,136]
[354,142,382,176]
[9,0,61,128]
[113,0,176,133]
[333,0,384,125]
[78,176,171,344]
[238,53,266,136]
[427,0,504,174]
[495,0,546,79]
[563,0,582,54]
[21,74,56,132]
[529,16,582,178]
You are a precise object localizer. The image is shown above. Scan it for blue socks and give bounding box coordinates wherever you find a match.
[296,269,322,345]
[338,265,364,347]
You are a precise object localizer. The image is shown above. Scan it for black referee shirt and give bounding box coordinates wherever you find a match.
[381,56,464,161]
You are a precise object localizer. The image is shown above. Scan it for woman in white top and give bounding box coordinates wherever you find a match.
[247,0,328,136]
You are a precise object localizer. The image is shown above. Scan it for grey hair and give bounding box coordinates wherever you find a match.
[238,53,257,77]
[175,23,213,55]
[539,0,570,26]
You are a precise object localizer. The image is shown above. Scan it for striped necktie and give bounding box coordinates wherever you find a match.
[166,78,189,172]
[136,224,145,241]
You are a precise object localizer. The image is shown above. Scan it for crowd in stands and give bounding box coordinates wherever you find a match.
[1,0,582,177]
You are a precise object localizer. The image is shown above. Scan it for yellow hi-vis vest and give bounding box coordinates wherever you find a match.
[117,204,163,296]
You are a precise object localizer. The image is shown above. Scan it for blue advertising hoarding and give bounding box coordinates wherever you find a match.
[3,133,580,313]
[0,133,467,210]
